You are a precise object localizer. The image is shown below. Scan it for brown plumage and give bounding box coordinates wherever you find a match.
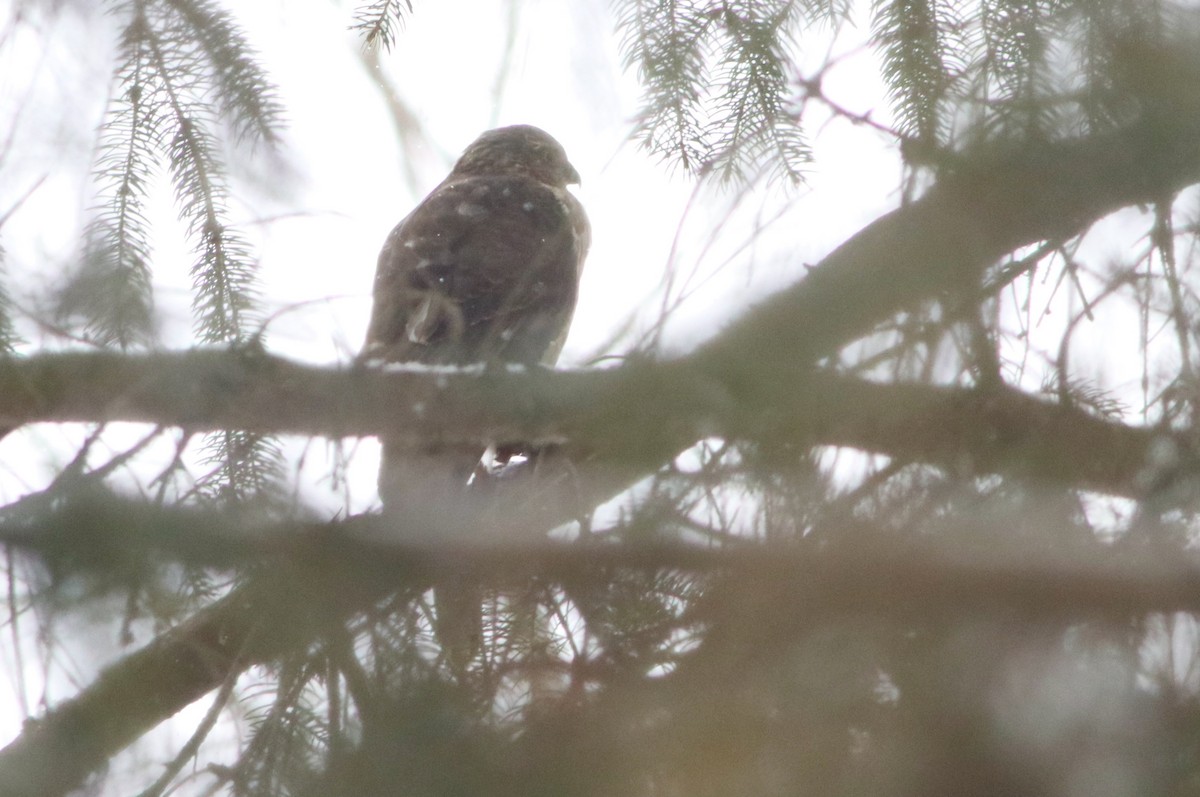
[362,125,590,518]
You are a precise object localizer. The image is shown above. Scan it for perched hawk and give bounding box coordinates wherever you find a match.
[362,125,590,516]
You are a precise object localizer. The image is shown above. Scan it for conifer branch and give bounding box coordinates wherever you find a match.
[980,0,1056,136]
[3,501,1200,797]
[872,0,954,146]
[68,9,160,347]
[350,0,415,51]
[71,1,282,350]
[0,244,17,353]
[161,0,284,145]
[617,0,809,183]
[124,0,283,501]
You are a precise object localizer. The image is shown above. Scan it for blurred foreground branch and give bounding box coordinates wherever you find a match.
[2,497,1200,797]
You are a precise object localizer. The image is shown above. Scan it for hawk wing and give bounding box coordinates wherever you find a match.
[364,174,588,368]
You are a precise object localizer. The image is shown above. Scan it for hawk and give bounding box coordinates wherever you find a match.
[362,125,590,516]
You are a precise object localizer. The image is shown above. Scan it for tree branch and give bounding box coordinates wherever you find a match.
[0,350,1187,501]
[2,500,1200,797]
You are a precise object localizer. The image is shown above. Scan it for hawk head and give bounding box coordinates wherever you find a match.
[451,124,581,188]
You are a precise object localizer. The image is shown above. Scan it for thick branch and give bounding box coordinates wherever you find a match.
[0,351,1184,499]
[6,501,1200,616]
[2,503,1200,797]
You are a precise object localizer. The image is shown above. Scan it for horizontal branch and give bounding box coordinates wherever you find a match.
[0,350,1185,500]
[7,499,1200,616]
[3,499,1200,797]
